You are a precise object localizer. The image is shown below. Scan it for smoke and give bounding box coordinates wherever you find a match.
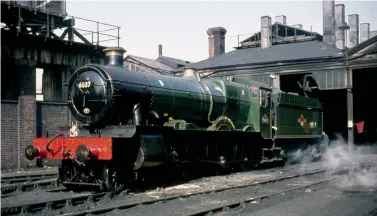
[285,133,377,191]
[324,135,377,191]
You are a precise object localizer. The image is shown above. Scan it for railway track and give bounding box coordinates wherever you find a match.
[183,177,336,216]
[1,173,58,184]
[1,168,342,216]
[1,185,67,199]
[1,178,59,196]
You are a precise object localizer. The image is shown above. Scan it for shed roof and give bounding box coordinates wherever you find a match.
[175,40,342,72]
[126,55,174,71]
[347,34,377,57]
[157,56,191,66]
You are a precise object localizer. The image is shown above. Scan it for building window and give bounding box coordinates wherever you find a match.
[36,68,44,101]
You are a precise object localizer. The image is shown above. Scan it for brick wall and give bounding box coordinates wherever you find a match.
[1,96,38,169]
[19,95,37,168]
[38,102,72,137]
[1,99,75,170]
[37,102,74,167]
[1,100,19,169]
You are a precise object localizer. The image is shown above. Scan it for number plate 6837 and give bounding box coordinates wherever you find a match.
[77,81,92,89]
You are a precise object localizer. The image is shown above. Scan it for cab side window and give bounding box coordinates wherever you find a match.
[260,89,268,107]
[250,85,258,99]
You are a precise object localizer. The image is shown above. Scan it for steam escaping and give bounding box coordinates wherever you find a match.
[286,133,377,191]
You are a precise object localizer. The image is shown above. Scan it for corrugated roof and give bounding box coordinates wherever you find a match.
[178,40,342,71]
[127,55,173,71]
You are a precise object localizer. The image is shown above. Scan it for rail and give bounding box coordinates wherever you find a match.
[1,1,121,47]
[0,168,335,216]
[1,178,59,197]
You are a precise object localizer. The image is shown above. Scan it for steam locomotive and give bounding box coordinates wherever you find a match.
[25,47,329,191]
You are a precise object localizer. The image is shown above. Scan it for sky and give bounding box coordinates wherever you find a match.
[65,1,376,62]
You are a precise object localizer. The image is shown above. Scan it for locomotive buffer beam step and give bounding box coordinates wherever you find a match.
[260,147,284,164]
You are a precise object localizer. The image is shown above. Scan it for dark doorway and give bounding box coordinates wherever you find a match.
[280,73,347,141]
[352,67,377,145]
[318,89,347,141]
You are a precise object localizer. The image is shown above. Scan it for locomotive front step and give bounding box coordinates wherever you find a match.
[261,147,284,162]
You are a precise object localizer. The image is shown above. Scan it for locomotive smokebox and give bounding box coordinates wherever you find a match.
[103,47,126,67]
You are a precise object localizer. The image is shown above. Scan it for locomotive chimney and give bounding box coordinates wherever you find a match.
[103,47,126,67]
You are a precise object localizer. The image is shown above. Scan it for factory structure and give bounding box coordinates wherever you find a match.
[174,1,377,146]
[1,0,376,170]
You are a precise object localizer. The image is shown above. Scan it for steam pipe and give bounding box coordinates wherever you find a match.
[46,132,64,152]
[133,104,143,126]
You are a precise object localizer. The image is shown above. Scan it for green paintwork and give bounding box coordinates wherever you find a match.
[226,77,324,139]
[141,72,323,138]
[209,80,251,123]
[272,93,323,138]
[143,73,211,122]
[230,77,265,131]
[259,87,272,138]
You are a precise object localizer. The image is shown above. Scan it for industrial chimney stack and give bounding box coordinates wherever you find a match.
[207,27,227,58]
[335,4,346,50]
[158,44,163,57]
[275,15,286,25]
[261,16,272,49]
[348,14,359,48]
[360,23,370,43]
[323,0,336,47]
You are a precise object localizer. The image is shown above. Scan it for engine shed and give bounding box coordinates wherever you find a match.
[1,0,121,169]
[173,2,377,148]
